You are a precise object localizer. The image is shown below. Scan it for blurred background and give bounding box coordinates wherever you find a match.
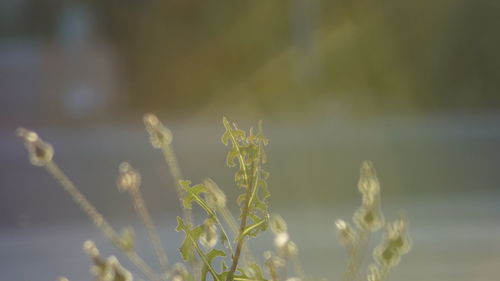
[1,1,499,281]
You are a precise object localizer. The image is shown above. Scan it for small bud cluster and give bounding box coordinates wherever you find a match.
[373,217,411,268]
[353,161,384,232]
[270,214,298,258]
[119,227,136,252]
[334,219,356,246]
[143,113,173,148]
[116,162,141,192]
[336,161,411,281]
[83,240,133,281]
[17,128,54,166]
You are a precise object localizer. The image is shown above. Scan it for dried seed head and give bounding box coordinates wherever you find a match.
[358,161,380,197]
[270,214,288,234]
[83,240,100,258]
[117,162,141,192]
[203,178,227,208]
[199,218,218,249]
[17,128,54,166]
[367,264,381,281]
[143,113,173,148]
[335,219,356,246]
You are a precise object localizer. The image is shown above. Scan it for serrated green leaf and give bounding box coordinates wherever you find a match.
[201,249,226,281]
[180,180,215,216]
[240,215,269,238]
[176,217,204,262]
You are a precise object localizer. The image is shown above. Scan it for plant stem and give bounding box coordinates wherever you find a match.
[45,162,161,281]
[161,143,192,225]
[343,230,370,281]
[226,162,256,281]
[129,186,170,274]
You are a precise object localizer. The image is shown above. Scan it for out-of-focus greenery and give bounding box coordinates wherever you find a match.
[4,0,499,115]
[90,0,500,114]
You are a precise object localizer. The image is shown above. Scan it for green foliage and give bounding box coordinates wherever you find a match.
[18,115,411,281]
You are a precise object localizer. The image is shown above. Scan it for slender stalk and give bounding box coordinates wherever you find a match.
[226,162,256,281]
[45,162,161,281]
[161,144,192,225]
[128,186,170,274]
[214,188,255,266]
[343,230,370,281]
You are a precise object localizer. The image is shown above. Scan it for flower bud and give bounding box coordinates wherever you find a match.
[83,240,99,258]
[335,219,356,246]
[367,264,381,281]
[117,162,141,192]
[374,217,411,268]
[143,113,172,148]
[358,161,380,197]
[274,232,290,249]
[119,227,136,252]
[17,128,54,166]
[353,203,384,232]
[270,214,288,234]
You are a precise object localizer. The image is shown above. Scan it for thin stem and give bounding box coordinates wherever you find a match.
[343,230,370,281]
[161,144,192,225]
[217,193,255,266]
[129,187,170,274]
[226,162,255,281]
[45,162,161,281]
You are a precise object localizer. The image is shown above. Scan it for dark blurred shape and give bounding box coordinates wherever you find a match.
[1,0,500,125]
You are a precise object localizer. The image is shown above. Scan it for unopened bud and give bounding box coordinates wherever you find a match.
[143,113,172,148]
[270,214,288,234]
[83,240,99,258]
[335,219,356,246]
[274,232,290,249]
[117,162,141,192]
[353,202,384,232]
[358,161,380,197]
[17,128,54,166]
[119,227,136,252]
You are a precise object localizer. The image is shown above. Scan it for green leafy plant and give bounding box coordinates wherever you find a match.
[17,115,411,281]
